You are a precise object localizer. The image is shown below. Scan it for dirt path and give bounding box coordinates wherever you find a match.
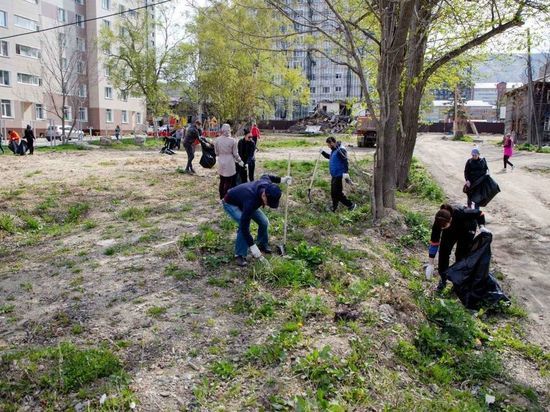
[415,134,550,345]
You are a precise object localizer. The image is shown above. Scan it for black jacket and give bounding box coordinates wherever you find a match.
[24,129,35,142]
[184,125,201,144]
[464,157,488,183]
[238,138,256,164]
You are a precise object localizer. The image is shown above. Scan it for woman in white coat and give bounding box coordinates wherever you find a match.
[214,123,245,199]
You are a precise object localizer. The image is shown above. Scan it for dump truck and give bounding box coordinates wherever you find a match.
[355,116,377,147]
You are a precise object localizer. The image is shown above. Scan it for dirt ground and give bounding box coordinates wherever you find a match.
[415,133,550,345]
[1,136,548,410]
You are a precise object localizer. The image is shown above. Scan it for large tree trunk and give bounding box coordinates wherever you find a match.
[374,0,415,216]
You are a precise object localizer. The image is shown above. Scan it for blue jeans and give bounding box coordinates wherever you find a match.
[223,202,269,257]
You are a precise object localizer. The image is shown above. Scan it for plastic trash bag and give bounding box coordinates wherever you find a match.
[446,232,509,309]
[470,175,500,207]
[198,137,216,169]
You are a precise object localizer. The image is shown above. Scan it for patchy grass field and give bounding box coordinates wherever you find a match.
[0,136,548,411]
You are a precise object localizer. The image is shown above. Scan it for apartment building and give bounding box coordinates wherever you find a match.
[273,2,363,120]
[0,0,147,136]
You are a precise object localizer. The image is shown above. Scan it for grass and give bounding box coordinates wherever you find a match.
[146,306,167,318]
[0,342,127,409]
[164,263,196,280]
[259,138,321,149]
[0,214,17,234]
[405,158,445,202]
[515,143,550,153]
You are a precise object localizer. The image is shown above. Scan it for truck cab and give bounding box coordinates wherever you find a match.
[355,116,377,148]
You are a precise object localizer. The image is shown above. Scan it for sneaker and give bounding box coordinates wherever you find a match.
[511,165,514,171]
[259,245,273,254]
[348,203,357,211]
[435,280,447,293]
[235,256,248,267]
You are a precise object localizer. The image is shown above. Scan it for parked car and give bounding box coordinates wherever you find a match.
[45,125,84,141]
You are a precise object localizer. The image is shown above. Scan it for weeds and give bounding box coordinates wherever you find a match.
[245,322,302,366]
[399,210,431,246]
[255,257,317,288]
[289,294,330,321]
[164,263,196,280]
[119,206,149,221]
[146,306,167,318]
[405,158,445,202]
[0,214,17,234]
[210,360,237,379]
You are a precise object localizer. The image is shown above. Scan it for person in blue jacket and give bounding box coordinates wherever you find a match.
[222,174,292,266]
[321,136,356,212]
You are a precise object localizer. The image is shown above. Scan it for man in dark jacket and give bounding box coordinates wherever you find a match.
[321,136,356,212]
[24,125,35,155]
[464,147,488,208]
[222,174,291,266]
[183,120,202,173]
[237,128,256,183]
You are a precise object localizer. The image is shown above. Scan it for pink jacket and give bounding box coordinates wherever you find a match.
[503,136,513,157]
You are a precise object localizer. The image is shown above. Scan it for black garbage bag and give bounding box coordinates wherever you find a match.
[446,232,509,309]
[198,137,216,169]
[8,140,28,155]
[469,175,500,207]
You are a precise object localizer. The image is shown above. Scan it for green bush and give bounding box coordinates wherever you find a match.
[257,257,318,288]
[405,158,445,202]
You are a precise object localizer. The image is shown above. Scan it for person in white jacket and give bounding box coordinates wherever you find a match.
[214,123,244,199]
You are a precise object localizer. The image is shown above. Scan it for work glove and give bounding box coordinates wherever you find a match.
[479,225,492,234]
[249,244,263,259]
[319,149,325,154]
[425,264,434,280]
[281,176,293,185]
[343,173,352,184]
[465,180,471,187]
[238,161,245,168]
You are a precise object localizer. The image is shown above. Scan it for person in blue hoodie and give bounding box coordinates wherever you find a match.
[222,174,292,266]
[321,136,356,212]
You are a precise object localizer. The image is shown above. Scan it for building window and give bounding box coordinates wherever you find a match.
[35,104,44,119]
[58,8,67,23]
[120,91,128,101]
[102,0,110,10]
[0,70,10,86]
[335,86,342,92]
[0,11,7,28]
[104,66,111,77]
[17,73,41,86]
[14,15,39,31]
[136,112,141,124]
[58,33,66,48]
[0,41,8,57]
[78,84,87,98]
[119,5,126,13]
[105,87,113,99]
[322,87,330,93]
[121,110,128,123]
[16,44,41,59]
[310,87,316,93]
[75,0,85,5]
[1,100,12,118]
[106,109,113,123]
[102,20,111,29]
[76,38,85,51]
[77,61,85,74]
[335,73,342,79]
[76,14,85,28]
[79,107,88,122]
[63,106,72,121]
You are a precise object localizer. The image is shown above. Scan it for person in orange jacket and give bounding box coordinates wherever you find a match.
[8,130,23,155]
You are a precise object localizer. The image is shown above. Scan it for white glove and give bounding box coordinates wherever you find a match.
[465,180,471,187]
[249,244,262,259]
[343,173,350,181]
[425,264,434,280]
[238,161,245,168]
[319,149,325,154]
[479,225,492,234]
[281,176,292,185]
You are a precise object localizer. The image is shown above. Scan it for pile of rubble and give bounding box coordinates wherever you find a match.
[288,109,353,134]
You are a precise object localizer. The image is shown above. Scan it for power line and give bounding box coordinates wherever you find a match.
[0,0,174,41]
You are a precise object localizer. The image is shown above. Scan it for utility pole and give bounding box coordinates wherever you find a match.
[453,87,458,138]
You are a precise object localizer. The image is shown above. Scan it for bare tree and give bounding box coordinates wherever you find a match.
[40,26,91,143]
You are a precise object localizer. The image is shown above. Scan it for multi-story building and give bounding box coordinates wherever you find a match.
[0,0,147,137]
[273,3,363,120]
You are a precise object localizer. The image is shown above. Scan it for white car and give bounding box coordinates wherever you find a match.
[45,125,84,141]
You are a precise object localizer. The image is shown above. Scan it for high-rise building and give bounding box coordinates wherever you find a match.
[0,0,148,136]
[273,2,363,120]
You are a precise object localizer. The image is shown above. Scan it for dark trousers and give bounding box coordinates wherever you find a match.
[503,155,513,169]
[331,176,353,210]
[219,175,236,199]
[438,230,475,283]
[184,142,195,171]
[237,161,255,183]
[27,140,34,155]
